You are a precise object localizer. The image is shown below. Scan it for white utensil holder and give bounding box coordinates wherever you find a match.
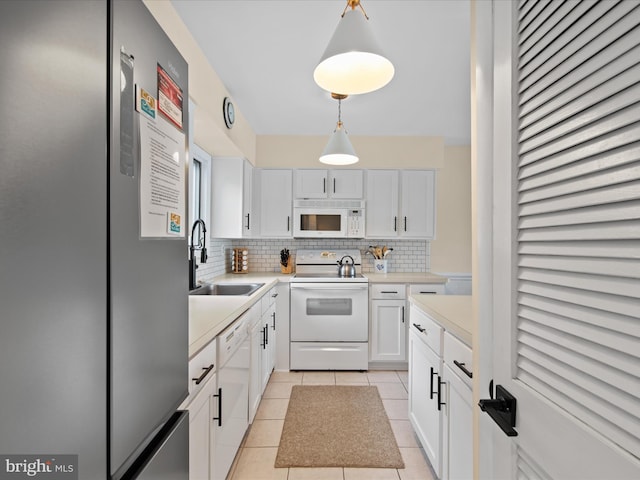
[374,259,388,274]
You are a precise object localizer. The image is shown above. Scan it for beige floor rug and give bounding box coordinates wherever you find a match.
[274,385,405,469]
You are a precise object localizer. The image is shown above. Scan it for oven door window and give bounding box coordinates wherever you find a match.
[300,214,342,232]
[306,298,352,316]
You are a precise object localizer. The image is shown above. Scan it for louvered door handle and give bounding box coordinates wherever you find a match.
[479,384,518,437]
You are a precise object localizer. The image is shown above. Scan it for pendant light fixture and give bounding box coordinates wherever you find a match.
[314,0,394,95]
[319,93,358,166]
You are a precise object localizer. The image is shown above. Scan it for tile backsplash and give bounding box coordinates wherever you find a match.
[195,237,430,285]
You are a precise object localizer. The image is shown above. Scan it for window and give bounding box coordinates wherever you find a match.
[189,144,211,244]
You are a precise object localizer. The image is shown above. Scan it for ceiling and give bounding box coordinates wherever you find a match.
[171,0,471,145]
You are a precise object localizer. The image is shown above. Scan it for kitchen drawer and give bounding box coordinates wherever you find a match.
[409,305,442,356]
[409,283,445,295]
[444,331,473,389]
[371,284,406,300]
[188,339,217,399]
[261,286,278,314]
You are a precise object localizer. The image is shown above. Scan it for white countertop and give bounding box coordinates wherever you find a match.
[364,272,447,284]
[188,271,449,358]
[188,273,287,358]
[409,294,473,346]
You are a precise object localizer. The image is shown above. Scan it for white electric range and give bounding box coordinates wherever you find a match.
[289,249,369,370]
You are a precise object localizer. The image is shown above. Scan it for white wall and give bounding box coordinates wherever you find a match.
[430,145,472,273]
[144,0,471,276]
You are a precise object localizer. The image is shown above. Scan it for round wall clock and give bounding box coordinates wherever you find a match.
[223,97,235,129]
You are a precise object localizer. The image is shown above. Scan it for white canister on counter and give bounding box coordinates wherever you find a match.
[374,259,387,274]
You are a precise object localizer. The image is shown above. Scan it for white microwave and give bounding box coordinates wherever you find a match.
[293,200,365,238]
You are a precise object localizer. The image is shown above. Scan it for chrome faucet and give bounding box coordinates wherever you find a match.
[189,219,207,291]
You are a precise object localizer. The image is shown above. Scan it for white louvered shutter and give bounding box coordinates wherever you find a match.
[516,0,640,462]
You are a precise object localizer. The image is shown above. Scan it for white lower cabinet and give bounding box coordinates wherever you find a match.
[408,309,444,478]
[442,364,472,480]
[186,372,217,480]
[183,339,217,480]
[260,288,277,390]
[409,304,473,480]
[248,304,263,423]
[370,299,406,362]
[442,331,473,480]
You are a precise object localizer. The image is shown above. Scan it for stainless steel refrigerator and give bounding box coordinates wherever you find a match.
[0,1,190,478]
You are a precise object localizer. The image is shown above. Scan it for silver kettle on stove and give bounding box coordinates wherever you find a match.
[337,255,356,277]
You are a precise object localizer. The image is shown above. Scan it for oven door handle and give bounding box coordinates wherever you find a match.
[290,284,369,290]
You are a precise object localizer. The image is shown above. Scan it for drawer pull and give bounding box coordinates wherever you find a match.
[419,291,437,294]
[454,360,473,379]
[192,364,214,385]
[381,290,399,294]
[412,323,426,333]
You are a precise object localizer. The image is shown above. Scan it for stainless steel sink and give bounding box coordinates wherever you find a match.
[189,282,265,296]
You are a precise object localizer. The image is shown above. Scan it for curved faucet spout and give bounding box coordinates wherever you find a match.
[189,219,208,291]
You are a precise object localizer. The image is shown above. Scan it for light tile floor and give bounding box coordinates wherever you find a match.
[228,370,436,480]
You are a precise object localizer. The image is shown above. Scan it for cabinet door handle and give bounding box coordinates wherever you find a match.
[192,364,214,385]
[412,323,425,333]
[333,178,336,193]
[272,312,276,330]
[245,213,250,230]
[287,216,290,231]
[404,216,407,231]
[213,387,222,426]
[430,367,437,400]
[323,177,326,193]
[454,360,473,379]
[401,306,405,323]
[437,376,446,411]
[394,216,397,232]
[265,323,269,345]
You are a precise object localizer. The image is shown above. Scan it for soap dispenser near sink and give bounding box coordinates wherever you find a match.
[189,219,207,291]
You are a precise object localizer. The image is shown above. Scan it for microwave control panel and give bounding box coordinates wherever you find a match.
[347,209,365,238]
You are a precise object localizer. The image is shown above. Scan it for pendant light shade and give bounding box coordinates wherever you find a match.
[320,94,359,166]
[320,122,358,165]
[314,3,394,95]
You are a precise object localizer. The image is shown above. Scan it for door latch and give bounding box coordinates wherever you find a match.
[478,383,518,437]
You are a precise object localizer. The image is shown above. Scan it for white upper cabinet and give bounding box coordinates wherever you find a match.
[257,169,292,238]
[366,169,436,239]
[210,157,253,238]
[294,169,363,199]
[365,170,400,237]
[400,170,436,238]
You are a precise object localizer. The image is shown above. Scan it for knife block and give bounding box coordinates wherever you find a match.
[280,263,293,274]
[231,248,249,274]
